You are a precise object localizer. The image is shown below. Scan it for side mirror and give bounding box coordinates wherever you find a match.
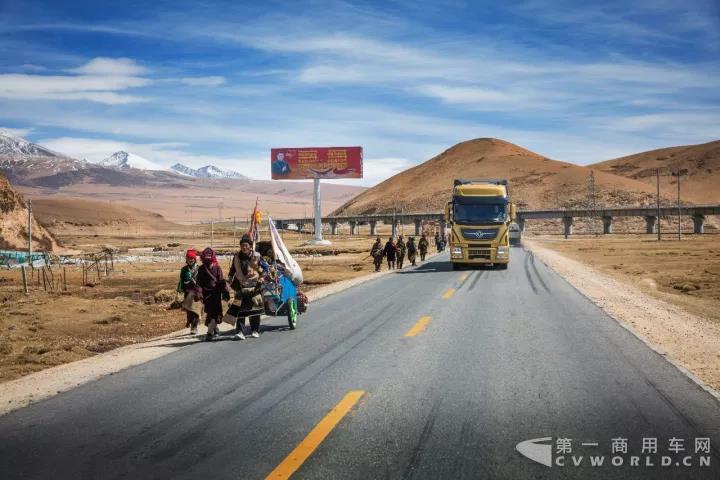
[510,203,517,221]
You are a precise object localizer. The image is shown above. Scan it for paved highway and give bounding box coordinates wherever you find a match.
[1,248,719,479]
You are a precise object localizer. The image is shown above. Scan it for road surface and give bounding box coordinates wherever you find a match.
[1,248,719,479]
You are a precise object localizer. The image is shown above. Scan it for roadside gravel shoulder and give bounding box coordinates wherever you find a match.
[524,238,720,400]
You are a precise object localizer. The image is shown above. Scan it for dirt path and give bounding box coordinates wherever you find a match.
[524,238,720,398]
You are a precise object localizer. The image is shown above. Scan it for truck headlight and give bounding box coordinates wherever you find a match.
[497,246,509,258]
[451,247,463,258]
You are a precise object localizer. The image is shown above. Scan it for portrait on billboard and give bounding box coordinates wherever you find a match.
[270,147,363,180]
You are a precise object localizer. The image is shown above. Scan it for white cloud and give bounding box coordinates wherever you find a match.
[68,57,149,76]
[0,126,33,137]
[179,76,226,86]
[37,136,261,174]
[0,58,150,105]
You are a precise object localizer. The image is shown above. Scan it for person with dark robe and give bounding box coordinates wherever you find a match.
[370,237,384,272]
[177,249,202,335]
[418,234,429,261]
[384,237,397,270]
[396,235,407,269]
[407,237,417,266]
[197,247,229,341]
[226,235,266,340]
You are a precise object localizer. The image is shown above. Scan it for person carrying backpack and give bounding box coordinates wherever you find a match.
[418,234,429,261]
[407,237,417,266]
[177,249,203,335]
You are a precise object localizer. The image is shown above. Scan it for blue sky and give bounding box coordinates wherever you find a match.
[0,0,718,186]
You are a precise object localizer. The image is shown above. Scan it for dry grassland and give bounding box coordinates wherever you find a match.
[529,234,720,324]
[0,225,418,382]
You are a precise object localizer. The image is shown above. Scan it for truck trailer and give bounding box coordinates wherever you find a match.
[445,179,517,270]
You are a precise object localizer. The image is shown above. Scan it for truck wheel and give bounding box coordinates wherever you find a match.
[497,263,508,270]
[452,263,461,270]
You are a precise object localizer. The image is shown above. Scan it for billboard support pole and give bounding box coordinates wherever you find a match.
[308,177,331,246]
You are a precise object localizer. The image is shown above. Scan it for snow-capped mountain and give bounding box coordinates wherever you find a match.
[170,162,247,179]
[100,151,164,171]
[0,130,59,158]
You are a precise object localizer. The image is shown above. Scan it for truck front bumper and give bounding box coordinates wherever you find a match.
[450,245,509,264]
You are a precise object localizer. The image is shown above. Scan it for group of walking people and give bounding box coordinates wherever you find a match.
[370,234,430,272]
[177,235,268,341]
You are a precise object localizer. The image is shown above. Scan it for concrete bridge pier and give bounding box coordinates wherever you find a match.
[330,221,338,235]
[645,216,657,234]
[602,216,613,234]
[517,218,525,232]
[414,218,422,236]
[693,214,705,234]
[297,223,304,233]
[439,219,447,237]
[391,220,398,238]
[370,221,377,236]
[562,217,573,237]
[349,221,358,236]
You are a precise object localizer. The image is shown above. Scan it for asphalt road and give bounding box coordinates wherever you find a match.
[1,247,719,479]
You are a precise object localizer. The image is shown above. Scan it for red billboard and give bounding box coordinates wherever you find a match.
[270,147,363,180]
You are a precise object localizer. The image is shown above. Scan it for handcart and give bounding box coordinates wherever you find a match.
[262,269,300,330]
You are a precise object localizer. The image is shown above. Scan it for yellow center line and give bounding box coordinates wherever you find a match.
[404,316,432,337]
[266,390,365,480]
[442,288,456,299]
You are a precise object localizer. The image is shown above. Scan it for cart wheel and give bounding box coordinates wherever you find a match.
[287,298,298,330]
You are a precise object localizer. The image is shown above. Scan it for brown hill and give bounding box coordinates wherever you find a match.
[333,138,671,215]
[31,197,180,232]
[0,173,59,252]
[591,140,720,204]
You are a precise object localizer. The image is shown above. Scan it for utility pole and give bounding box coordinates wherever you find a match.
[676,170,681,240]
[656,169,661,241]
[27,200,32,264]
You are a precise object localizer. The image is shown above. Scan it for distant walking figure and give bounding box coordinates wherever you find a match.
[418,234,429,262]
[407,237,417,266]
[396,235,407,269]
[384,237,398,270]
[370,237,384,272]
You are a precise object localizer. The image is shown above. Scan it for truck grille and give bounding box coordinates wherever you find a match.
[468,249,492,260]
[461,228,498,240]
[468,243,491,248]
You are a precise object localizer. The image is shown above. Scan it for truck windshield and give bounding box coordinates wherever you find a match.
[454,203,506,224]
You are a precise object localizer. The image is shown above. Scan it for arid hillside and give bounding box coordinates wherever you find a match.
[31,198,180,232]
[591,140,720,204]
[0,174,59,251]
[334,138,672,215]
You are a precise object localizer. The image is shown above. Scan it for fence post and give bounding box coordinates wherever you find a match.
[63,267,67,291]
[41,268,47,291]
[21,265,28,294]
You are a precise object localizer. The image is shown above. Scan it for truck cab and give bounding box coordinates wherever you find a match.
[445,179,516,270]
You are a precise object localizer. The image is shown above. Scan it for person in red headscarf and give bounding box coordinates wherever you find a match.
[176,249,203,334]
[197,247,229,341]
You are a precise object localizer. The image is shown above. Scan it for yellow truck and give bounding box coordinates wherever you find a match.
[445,179,517,270]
